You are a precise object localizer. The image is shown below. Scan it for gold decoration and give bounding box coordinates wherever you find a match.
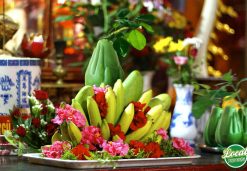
[207,0,237,76]
[0,15,19,49]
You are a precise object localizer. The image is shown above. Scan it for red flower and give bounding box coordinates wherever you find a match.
[133,102,145,112]
[34,90,48,100]
[129,140,145,155]
[21,114,30,120]
[108,123,125,140]
[189,47,198,58]
[32,118,41,128]
[71,144,90,160]
[130,102,148,131]
[94,92,108,118]
[11,108,20,118]
[16,126,26,137]
[144,142,164,158]
[45,123,58,136]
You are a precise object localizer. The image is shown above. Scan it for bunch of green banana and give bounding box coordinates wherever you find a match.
[69,70,172,143]
[121,88,172,143]
[51,121,82,146]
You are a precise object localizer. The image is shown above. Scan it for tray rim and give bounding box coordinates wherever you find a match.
[23,153,201,169]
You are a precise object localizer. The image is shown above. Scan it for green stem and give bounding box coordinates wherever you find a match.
[102,0,109,33]
[102,27,129,39]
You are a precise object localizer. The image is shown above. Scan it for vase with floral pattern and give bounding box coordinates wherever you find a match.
[170,84,197,144]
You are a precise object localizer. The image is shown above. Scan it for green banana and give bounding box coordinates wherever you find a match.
[148,98,164,109]
[113,79,125,124]
[125,120,152,143]
[142,111,167,141]
[123,70,143,106]
[146,104,163,123]
[118,103,135,134]
[105,87,116,124]
[60,122,71,142]
[87,96,102,127]
[138,89,153,110]
[100,119,110,140]
[85,39,124,87]
[51,130,62,144]
[71,98,89,126]
[74,85,94,119]
[67,121,82,146]
[154,94,171,111]
[161,111,171,130]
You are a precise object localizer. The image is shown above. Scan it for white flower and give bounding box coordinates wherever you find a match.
[91,0,101,6]
[143,0,154,12]
[183,37,202,49]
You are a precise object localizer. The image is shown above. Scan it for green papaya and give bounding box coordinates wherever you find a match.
[239,108,247,146]
[215,106,243,147]
[203,107,222,147]
[123,70,143,106]
[85,39,124,87]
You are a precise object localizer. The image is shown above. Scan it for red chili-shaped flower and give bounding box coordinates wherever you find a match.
[144,142,164,158]
[34,90,49,100]
[129,140,145,155]
[130,102,148,131]
[108,123,125,140]
[32,118,41,128]
[93,86,108,118]
[16,126,26,137]
[71,144,91,160]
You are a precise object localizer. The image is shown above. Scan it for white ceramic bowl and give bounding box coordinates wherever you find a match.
[0,56,41,115]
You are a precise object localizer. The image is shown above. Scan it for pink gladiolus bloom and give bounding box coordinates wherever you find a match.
[81,126,105,151]
[156,128,169,140]
[102,139,129,157]
[42,141,71,159]
[52,104,86,128]
[172,137,194,156]
[93,85,107,94]
[173,56,188,66]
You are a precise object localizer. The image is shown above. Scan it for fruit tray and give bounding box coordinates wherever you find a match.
[23,153,200,169]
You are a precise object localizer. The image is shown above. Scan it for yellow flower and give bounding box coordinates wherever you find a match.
[153,37,173,53]
[167,40,183,52]
[168,11,187,29]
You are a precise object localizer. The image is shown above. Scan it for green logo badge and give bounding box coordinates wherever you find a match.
[222,144,247,169]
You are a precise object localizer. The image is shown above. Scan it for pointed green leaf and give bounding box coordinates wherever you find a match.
[126,30,146,50]
[135,14,155,23]
[222,71,233,82]
[117,8,130,18]
[139,22,154,33]
[113,38,129,57]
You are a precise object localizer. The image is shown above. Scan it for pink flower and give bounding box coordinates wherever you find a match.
[156,128,169,140]
[102,139,129,157]
[42,141,71,159]
[172,137,194,156]
[52,104,86,128]
[81,126,105,151]
[93,85,107,94]
[173,56,188,66]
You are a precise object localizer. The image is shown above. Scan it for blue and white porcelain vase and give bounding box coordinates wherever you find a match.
[0,57,41,115]
[170,84,197,144]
